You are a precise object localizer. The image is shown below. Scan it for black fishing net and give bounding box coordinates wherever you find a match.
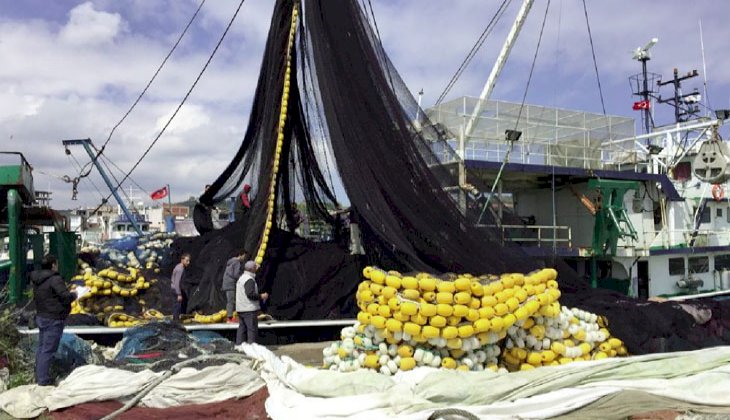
[107,322,235,372]
[170,0,730,356]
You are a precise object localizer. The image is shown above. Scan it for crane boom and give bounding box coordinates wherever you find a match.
[462,0,534,142]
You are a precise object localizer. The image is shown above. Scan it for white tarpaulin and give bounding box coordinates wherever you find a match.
[0,362,264,419]
[236,344,730,420]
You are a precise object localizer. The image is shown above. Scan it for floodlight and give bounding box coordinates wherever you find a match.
[715,109,730,121]
[505,129,522,142]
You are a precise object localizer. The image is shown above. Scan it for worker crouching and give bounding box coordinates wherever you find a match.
[235,261,268,344]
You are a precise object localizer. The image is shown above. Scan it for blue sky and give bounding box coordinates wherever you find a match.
[2,0,729,209]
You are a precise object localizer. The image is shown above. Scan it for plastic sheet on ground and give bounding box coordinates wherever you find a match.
[0,362,264,419]
[236,343,730,419]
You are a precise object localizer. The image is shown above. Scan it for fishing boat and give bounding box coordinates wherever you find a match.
[424,1,730,300]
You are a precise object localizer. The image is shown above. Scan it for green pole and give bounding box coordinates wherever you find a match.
[590,256,598,289]
[7,188,23,304]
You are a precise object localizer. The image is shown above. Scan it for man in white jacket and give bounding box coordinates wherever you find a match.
[236,261,268,344]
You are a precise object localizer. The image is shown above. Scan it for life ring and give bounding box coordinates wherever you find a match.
[712,184,724,201]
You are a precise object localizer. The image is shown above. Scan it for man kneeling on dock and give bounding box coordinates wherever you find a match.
[235,261,268,344]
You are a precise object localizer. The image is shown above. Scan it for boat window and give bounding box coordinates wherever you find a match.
[668,257,685,276]
[688,256,709,274]
[699,207,711,224]
[673,162,691,181]
[715,254,730,271]
[142,225,149,231]
[718,208,723,219]
[116,225,125,232]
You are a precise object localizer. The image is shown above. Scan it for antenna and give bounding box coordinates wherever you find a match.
[632,37,658,61]
[629,37,660,135]
[699,20,710,117]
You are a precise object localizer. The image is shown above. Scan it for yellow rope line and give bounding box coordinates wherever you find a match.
[255,3,299,265]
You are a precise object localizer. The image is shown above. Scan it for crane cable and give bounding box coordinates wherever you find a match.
[64,0,205,202]
[435,0,512,106]
[581,0,606,115]
[84,0,207,173]
[89,0,246,217]
[477,0,551,225]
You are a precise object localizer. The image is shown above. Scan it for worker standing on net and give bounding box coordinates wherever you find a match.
[234,184,253,221]
[31,254,77,386]
[235,261,268,344]
[171,253,191,322]
[222,249,248,323]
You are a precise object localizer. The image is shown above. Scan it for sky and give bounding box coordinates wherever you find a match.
[2,0,729,209]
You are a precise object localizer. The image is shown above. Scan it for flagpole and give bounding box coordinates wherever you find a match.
[167,184,172,216]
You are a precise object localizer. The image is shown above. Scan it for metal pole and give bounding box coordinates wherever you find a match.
[166,184,172,216]
[7,188,23,304]
[699,20,710,118]
[463,0,534,140]
[63,139,143,236]
[641,58,651,135]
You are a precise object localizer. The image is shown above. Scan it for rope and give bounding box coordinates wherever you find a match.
[67,152,108,202]
[89,0,245,218]
[428,408,480,420]
[365,0,395,91]
[98,153,150,196]
[581,0,606,115]
[68,0,205,183]
[99,353,257,420]
[435,0,511,106]
[255,1,299,264]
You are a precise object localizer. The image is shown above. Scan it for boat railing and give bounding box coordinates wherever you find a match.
[642,228,730,249]
[452,137,645,172]
[478,224,572,248]
[426,97,642,172]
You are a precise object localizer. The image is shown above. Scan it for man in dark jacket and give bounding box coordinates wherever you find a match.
[31,254,76,386]
[222,249,248,323]
[171,253,191,322]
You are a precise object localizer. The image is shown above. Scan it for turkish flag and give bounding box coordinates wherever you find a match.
[150,186,168,200]
[632,100,651,110]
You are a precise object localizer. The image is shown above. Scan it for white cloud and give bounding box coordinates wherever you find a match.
[0,87,45,120]
[154,104,210,133]
[59,2,123,46]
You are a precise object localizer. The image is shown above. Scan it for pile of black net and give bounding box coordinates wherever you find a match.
[171,0,730,355]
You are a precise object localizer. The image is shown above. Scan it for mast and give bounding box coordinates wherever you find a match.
[657,68,700,124]
[630,38,658,135]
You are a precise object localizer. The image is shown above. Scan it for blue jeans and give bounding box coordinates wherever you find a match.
[35,316,65,386]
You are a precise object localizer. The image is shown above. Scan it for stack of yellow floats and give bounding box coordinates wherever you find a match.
[68,260,228,327]
[69,262,157,325]
[323,267,627,374]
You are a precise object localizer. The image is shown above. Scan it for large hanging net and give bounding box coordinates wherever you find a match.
[178,0,540,320]
[162,0,730,357]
